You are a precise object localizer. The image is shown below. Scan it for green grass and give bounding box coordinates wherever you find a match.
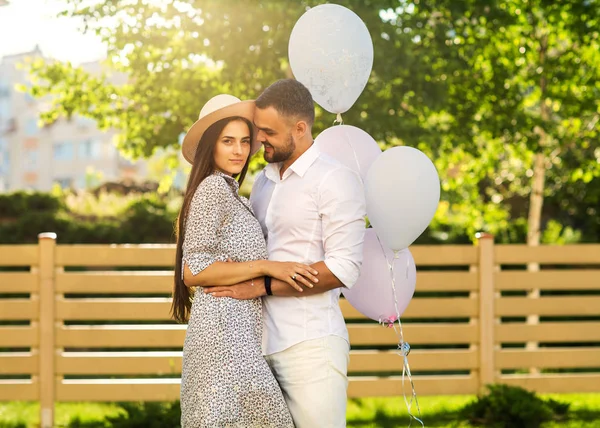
[347,394,600,427]
[0,402,124,428]
[1,394,599,428]
[347,395,473,427]
[541,393,600,427]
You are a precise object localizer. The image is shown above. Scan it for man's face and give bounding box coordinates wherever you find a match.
[254,106,296,163]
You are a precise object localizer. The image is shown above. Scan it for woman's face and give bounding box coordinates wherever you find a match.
[213,119,252,176]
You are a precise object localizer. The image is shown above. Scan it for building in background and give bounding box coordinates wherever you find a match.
[0,46,152,192]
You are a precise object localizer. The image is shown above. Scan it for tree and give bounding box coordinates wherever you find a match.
[26,0,600,244]
[394,0,600,244]
[393,0,600,368]
[29,0,402,157]
[25,0,504,241]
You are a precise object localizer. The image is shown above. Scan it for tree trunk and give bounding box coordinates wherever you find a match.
[527,153,547,250]
[526,30,550,374]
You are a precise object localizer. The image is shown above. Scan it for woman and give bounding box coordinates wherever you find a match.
[172,95,316,427]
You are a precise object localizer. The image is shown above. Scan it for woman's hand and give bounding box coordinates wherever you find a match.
[262,261,319,292]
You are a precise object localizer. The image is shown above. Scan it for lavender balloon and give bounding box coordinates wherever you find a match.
[315,124,381,183]
[342,228,416,322]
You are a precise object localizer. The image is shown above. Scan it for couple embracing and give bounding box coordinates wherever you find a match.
[171,79,366,428]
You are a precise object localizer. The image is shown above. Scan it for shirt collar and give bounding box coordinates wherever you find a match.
[264,143,320,182]
[213,170,239,190]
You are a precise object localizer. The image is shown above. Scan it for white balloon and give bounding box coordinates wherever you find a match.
[315,125,381,183]
[365,147,441,251]
[288,4,373,114]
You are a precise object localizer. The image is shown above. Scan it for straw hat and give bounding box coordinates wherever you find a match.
[181,94,260,164]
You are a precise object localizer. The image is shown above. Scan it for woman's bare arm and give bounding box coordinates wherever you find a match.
[184,259,319,290]
[183,259,265,287]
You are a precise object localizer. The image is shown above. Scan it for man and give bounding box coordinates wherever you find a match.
[209,79,366,427]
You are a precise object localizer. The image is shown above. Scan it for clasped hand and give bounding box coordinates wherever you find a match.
[205,260,319,299]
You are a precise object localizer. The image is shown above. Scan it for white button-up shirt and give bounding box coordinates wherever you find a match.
[250,143,366,355]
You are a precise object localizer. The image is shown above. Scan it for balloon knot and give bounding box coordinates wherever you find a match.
[379,315,397,328]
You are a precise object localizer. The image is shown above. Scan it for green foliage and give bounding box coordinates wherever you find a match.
[0,186,588,245]
[0,422,26,428]
[22,0,600,244]
[541,219,582,244]
[0,190,178,245]
[544,176,600,243]
[0,191,63,217]
[63,191,146,218]
[459,384,570,428]
[66,402,181,428]
[121,196,178,244]
[397,1,600,244]
[3,394,600,427]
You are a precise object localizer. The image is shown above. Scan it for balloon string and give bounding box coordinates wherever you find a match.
[376,236,424,427]
[331,113,365,187]
[341,124,363,181]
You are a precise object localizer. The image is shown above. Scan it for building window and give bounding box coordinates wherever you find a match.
[78,139,102,160]
[0,151,8,175]
[53,141,74,161]
[0,82,10,99]
[24,137,38,150]
[24,172,38,185]
[0,100,10,121]
[0,138,8,176]
[25,118,39,136]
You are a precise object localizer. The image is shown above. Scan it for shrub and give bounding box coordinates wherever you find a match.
[121,197,177,244]
[0,191,63,217]
[458,384,570,428]
[0,190,177,244]
[0,422,27,428]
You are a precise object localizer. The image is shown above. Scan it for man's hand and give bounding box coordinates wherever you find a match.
[267,261,345,297]
[206,277,266,300]
[208,261,346,299]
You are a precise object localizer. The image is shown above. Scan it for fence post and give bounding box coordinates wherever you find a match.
[38,233,56,428]
[476,232,495,391]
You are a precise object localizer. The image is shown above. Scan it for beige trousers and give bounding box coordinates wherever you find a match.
[265,335,350,428]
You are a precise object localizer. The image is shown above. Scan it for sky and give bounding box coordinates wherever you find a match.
[0,0,107,64]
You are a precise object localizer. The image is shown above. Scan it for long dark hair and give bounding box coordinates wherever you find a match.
[171,116,253,323]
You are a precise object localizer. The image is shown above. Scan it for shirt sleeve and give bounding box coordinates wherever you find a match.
[318,166,367,288]
[181,175,231,278]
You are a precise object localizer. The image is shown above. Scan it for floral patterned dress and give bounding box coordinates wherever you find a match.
[180,171,294,428]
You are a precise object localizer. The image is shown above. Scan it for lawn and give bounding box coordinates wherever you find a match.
[347,394,600,427]
[1,394,599,427]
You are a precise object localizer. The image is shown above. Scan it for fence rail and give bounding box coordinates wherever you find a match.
[1,233,600,427]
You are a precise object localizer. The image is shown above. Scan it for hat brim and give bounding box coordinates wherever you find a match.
[181,100,261,164]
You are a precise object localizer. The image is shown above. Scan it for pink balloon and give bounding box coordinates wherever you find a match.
[315,125,381,182]
[342,228,416,322]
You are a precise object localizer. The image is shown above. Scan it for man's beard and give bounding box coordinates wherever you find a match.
[263,133,295,163]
